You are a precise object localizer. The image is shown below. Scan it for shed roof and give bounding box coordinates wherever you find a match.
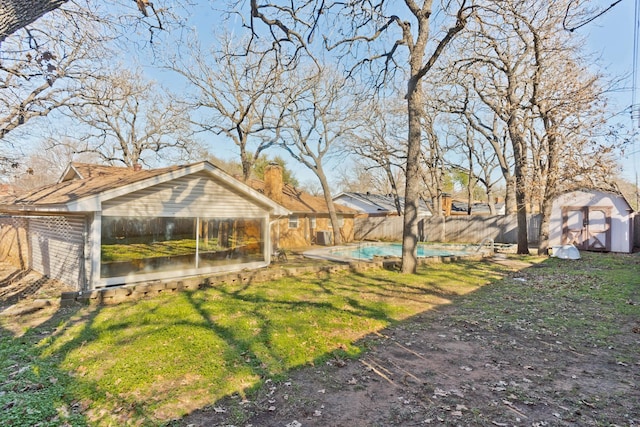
[0,162,289,216]
[553,187,635,213]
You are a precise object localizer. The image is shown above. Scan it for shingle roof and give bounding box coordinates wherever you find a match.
[245,178,356,215]
[1,163,183,207]
[0,162,290,216]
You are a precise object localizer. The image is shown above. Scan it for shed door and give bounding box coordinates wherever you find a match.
[561,206,611,252]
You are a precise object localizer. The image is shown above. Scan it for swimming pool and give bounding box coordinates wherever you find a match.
[304,242,476,262]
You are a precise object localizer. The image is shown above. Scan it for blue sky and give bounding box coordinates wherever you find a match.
[151,0,640,187]
[582,0,639,182]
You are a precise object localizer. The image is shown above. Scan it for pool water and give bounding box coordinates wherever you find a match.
[329,243,470,261]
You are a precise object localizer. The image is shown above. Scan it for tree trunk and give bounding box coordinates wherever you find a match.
[0,0,68,43]
[505,176,517,214]
[384,165,403,216]
[317,168,342,245]
[508,123,530,254]
[401,77,423,273]
[537,124,559,254]
[487,191,496,215]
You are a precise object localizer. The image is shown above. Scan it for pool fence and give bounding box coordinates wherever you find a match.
[354,214,541,244]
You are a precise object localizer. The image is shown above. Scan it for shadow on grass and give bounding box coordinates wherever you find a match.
[0,303,92,426]
[0,255,542,426]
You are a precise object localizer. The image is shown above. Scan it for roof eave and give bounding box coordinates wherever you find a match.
[0,203,71,213]
[65,161,292,216]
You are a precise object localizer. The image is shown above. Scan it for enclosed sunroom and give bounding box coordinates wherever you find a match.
[0,161,289,290]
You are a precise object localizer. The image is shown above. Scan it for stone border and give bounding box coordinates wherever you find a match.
[61,253,487,307]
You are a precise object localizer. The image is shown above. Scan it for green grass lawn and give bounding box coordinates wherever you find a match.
[1,253,635,426]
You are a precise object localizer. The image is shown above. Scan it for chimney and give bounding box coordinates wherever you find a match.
[264,163,283,203]
[133,163,142,171]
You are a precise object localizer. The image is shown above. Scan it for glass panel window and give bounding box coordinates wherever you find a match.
[310,216,316,229]
[101,216,264,278]
[197,218,264,268]
[288,215,299,229]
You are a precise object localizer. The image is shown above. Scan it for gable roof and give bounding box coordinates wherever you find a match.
[553,187,635,213]
[246,178,356,215]
[0,162,289,216]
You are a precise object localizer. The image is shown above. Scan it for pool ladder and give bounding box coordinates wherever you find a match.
[476,237,495,253]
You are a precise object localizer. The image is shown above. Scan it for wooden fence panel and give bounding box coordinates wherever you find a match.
[0,216,29,268]
[354,216,404,241]
[354,214,541,244]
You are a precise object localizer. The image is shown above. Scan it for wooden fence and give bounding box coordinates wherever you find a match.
[354,214,541,244]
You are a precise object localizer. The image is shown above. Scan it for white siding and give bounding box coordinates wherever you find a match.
[102,172,268,218]
[550,190,633,253]
[29,215,86,290]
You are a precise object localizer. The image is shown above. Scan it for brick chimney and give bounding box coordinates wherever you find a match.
[133,163,142,171]
[264,163,283,203]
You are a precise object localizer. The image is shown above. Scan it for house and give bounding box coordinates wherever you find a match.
[0,161,289,290]
[332,192,433,217]
[247,165,357,247]
[549,188,635,253]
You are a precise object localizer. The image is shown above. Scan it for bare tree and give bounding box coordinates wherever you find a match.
[449,85,516,214]
[0,0,165,44]
[0,5,110,169]
[452,1,545,254]
[7,137,100,191]
[64,68,196,167]
[246,0,475,272]
[166,35,287,181]
[347,95,406,215]
[514,1,614,254]
[0,0,68,43]
[450,0,615,253]
[419,98,451,218]
[335,159,403,196]
[277,67,365,245]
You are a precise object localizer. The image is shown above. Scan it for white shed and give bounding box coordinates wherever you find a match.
[549,189,635,253]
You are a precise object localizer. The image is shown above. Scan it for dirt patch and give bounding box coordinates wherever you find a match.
[0,262,76,334]
[0,255,638,427]
[180,254,640,427]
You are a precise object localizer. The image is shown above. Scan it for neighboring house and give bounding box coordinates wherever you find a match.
[247,165,357,248]
[549,188,635,253]
[0,161,289,290]
[333,192,433,217]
